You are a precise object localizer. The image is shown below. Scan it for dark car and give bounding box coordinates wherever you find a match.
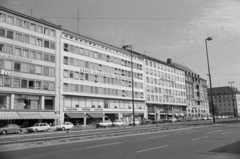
[0,124,22,135]
[185,117,193,122]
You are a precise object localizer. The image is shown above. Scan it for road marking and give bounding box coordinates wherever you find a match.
[191,138,200,141]
[201,136,209,139]
[86,142,122,148]
[136,145,169,153]
[148,135,169,139]
[222,132,232,135]
[186,131,198,133]
[206,130,222,134]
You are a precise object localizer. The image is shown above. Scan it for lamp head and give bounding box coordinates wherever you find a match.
[206,37,212,41]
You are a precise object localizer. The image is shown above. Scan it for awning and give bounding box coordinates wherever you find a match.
[18,112,42,119]
[38,112,58,119]
[179,113,185,116]
[87,113,107,118]
[0,112,22,119]
[148,113,155,115]
[65,113,88,118]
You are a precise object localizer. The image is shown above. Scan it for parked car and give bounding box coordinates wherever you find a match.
[56,122,75,130]
[27,123,50,132]
[177,118,184,122]
[129,119,141,125]
[140,119,153,125]
[96,120,113,128]
[153,119,165,124]
[165,117,177,123]
[113,120,129,127]
[201,117,207,120]
[207,116,212,120]
[192,117,198,121]
[0,124,22,135]
[185,117,193,121]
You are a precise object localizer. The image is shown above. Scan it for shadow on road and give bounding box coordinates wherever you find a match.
[210,140,240,154]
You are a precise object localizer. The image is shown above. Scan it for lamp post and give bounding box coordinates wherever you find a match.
[205,37,215,123]
[123,45,135,126]
[228,81,234,88]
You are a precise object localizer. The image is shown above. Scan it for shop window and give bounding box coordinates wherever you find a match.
[21,79,28,88]
[6,30,14,39]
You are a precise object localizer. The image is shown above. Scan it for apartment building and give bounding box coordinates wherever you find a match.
[172,62,209,117]
[144,58,187,120]
[60,30,145,126]
[208,86,240,116]
[0,7,61,127]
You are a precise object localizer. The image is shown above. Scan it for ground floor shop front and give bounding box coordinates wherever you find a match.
[0,111,59,127]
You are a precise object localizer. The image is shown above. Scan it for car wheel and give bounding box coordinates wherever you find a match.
[2,130,7,135]
[17,129,22,134]
[34,129,38,133]
[62,127,65,131]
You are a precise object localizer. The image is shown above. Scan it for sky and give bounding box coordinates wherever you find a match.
[1,0,240,89]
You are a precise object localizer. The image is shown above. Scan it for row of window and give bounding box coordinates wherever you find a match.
[64,97,145,110]
[64,43,143,70]
[0,27,55,50]
[145,59,184,76]
[187,100,208,107]
[63,70,143,89]
[0,12,56,37]
[63,83,144,99]
[146,94,186,104]
[146,77,185,90]
[146,86,186,97]
[0,59,55,77]
[146,68,184,83]
[0,75,55,91]
[64,56,143,80]
[0,43,55,63]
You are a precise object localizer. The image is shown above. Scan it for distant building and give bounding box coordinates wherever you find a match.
[172,60,209,117]
[207,86,240,116]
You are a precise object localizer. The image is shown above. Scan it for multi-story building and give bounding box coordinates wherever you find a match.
[144,58,187,120]
[0,7,61,127]
[172,62,209,117]
[208,86,240,116]
[60,30,145,126]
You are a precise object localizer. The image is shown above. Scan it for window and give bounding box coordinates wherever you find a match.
[44,54,50,62]
[6,45,13,54]
[4,60,12,70]
[21,63,28,73]
[14,62,21,72]
[50,30,55,37]
[50,55,55,63]
[50,42,55,49]
[30,23,36,31]
[44,28,49,35]
[36,38,43,46]
[23,35,29,43]
[37,25,43,33]
[36,65,42,75]
[0,44,4,52]
[29,64,35,74]
[0,13,6,22]
[16,33,22,42]
[21,79,28,88]
[49,68,55,77]
[0,28,5,37]
[4,77,12,87]
[63,70,69,78]
[24,21,30,29]
[44,40,50,48]
[43,81,49,90]
[13,78,20,87]
[43,67,49,76]
[28,80,35,89]
[16,19,22,27]
[30,51,36,59]
[0,60,3,69]
[64,43,69,52]
[49,82,55,91]
[7,30,14,39]
[8,16,14,24]
[23,49,29,57]
[15,48,21,56]
[29,36,36,45]
[37,52,42,60]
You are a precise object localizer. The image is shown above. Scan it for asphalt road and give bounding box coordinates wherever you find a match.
[1,122,240,159]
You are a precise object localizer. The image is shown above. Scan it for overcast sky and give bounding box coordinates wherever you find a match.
[1,0,240,89]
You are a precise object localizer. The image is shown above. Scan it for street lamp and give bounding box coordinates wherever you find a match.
[205,37,215,123]
[228,81,234,88]
[123,45,135,127]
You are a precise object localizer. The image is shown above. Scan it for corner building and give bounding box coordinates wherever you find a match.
[60,30,145,126]
[144,58,187,120]
[0,7,61,126]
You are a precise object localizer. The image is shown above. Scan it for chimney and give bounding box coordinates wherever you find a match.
[167,58,172,65]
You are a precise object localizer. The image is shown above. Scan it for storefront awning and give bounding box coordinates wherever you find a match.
[38,112,58,119]
[18,112,42,119]
[87,113,107,118]
[65,113,88,118]
[0,112,22,120]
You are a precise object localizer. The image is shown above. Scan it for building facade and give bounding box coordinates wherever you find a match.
[172,62,209,117]
[208,86,240,116]
[60,30,145,126]
[0,7,61,127]
[144,58,187,120]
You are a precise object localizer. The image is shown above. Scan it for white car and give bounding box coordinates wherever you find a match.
[129,119,141,125]
[56,122,75,130]
[113,120,129,127]
[96,121,113,128]
[27,123,50,132]
[207,116,212,120]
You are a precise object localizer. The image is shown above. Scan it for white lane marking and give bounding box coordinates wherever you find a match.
[222,132,232,135]
[148,135,169,139]
[86,142,122,148]
[191,138,200,141]
[186,131,198,133]
[136,145,169,153]
[206,130,222,134]
[201,136,209,139]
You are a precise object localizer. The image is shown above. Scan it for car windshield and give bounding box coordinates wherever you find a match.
[34,123,40,126]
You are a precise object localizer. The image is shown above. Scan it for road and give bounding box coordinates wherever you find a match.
[1,122,240,159]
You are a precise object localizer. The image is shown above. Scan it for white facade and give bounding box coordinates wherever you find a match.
[60,31,145,125]
[0,7,61,126]
[144,59,187,119]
